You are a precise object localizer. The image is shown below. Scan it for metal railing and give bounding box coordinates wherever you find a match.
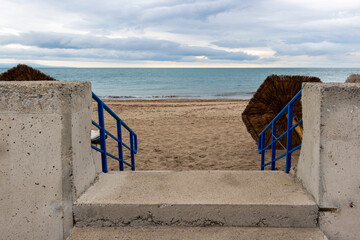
[91,92,137,172]
[258,90,302,173]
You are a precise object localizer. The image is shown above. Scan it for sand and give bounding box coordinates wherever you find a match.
[92,99,298,171]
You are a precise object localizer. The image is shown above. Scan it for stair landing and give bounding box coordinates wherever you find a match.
[74,171,317,228]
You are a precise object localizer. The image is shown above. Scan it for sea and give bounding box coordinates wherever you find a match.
[0,68,359,99]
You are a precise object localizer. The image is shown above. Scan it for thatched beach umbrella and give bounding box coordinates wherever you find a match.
[0,64,56,81]
[242,75,321,148]
[345,74,360,83]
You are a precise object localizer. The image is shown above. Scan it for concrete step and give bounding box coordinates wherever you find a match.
[68,226,328,240]
[74,171,317,228]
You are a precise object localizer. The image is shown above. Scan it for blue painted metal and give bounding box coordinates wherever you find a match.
[271,122,276,170]
[285,104,294,173]
[116,119,124,171]
[258,90,302,173]
[97,100,107,173]
[130,132,135,171]
[91,92,137,172]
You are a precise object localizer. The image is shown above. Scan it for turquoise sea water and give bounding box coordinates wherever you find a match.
[0,68,359,99]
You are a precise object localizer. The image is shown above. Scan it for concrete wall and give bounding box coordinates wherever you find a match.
[0,81,96,240]
[297,83,360,240]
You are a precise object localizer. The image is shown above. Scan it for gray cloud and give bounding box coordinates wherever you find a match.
[0,32,180,51]
[212,39,269,48]
[273,41,348,57]
[0,31,257,62]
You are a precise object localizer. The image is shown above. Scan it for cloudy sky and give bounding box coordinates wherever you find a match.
[0,0,359,67]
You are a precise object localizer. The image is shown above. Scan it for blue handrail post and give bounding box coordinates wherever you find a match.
[117,119,124,171]
[130,132,135,171]
[260,134,265,170]
[271,122,277,171]
[285,104,294,173]
[98,101,108,173]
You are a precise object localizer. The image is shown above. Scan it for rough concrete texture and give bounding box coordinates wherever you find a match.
[67,226,328,240]
[74,171,317,228]
[91,148,102,175]
[297,83,360,240]
[0,81,95,240]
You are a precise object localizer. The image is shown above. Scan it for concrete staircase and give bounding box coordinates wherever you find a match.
[68,171,328,239]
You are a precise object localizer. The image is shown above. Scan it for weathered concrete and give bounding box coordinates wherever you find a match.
[0,81,95,240]
[68,226,328,240]
[297,83,360,240]
[91,148,102,175]
[74,171,317,227]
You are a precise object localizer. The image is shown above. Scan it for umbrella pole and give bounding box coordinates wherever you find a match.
[285,114,303,139]
[271,114,303,151]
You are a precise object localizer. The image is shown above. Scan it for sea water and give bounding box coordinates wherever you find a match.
[0,68,358,99]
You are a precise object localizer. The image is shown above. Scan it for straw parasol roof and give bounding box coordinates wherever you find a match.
[0,64,56,81]
[242,75,321,148]
[345,74,360,83]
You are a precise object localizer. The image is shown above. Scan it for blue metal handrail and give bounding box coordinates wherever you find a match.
[91,92,137,172]
[258,90,302,173]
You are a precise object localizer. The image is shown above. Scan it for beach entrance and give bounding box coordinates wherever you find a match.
[92,98,262,171]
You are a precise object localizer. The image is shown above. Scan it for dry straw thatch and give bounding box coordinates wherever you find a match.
[345,74,360,83]
[0,64,56,81]
[242,75,321,148]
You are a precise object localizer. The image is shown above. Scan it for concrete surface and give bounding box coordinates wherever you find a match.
[0,81,95,240]
[297,83,360,240]
[67,226,328,240]
[91,147,102,174]
[74,171,317,227]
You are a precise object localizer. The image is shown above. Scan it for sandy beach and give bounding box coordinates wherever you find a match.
[93,99,298,171]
